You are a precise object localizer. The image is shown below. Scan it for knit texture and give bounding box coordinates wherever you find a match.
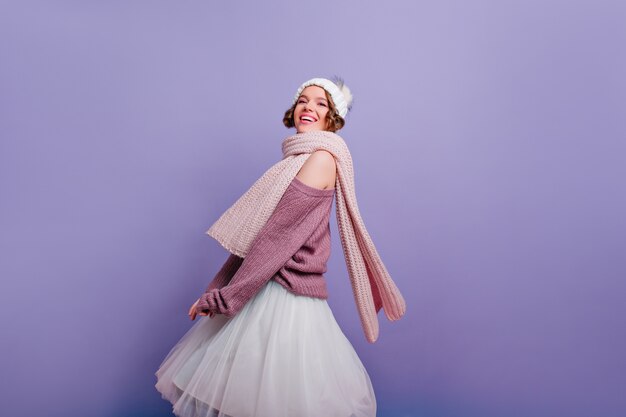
[196,176,334,318]
[204,252,244,293]
[205,130,406,343]
[272,178,334,298]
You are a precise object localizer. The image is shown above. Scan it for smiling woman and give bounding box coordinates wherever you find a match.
[294,86,331,131]
[283,77,350,133]
[154,76,405,417]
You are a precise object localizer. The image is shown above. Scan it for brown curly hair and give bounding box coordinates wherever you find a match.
[282,89,345,132]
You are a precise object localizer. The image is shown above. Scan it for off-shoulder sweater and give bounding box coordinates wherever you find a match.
[195,176,335,318]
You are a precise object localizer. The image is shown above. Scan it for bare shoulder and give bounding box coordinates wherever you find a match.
[295,150,337,190]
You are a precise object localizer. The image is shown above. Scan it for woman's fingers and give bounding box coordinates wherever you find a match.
[187,297,213,320]
[189,299,200,320]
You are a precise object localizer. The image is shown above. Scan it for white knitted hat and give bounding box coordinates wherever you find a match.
[292,77,353,118]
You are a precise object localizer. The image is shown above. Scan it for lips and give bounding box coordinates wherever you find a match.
[300,114,317,123]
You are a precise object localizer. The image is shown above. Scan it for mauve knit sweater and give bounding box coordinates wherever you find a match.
[196,176,335,318]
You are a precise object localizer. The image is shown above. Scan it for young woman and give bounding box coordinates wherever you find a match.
[155,77,406,417]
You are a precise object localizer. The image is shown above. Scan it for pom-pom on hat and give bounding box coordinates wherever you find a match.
[292,76,353,118]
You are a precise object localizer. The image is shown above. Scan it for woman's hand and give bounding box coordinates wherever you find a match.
[188,297,215,320]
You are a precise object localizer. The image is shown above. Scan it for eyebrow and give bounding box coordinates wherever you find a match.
[299,94,328,103]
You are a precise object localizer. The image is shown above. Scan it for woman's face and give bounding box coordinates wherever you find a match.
[293,86,330,133]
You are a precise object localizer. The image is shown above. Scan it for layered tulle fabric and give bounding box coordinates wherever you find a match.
[155,279,376,417]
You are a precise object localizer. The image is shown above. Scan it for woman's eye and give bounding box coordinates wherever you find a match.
[297,99,326,108]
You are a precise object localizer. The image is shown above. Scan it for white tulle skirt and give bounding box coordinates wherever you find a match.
[155,279,376,417]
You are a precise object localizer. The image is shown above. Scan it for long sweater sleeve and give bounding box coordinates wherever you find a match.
[196,177,335,318]
[203,253,244,292]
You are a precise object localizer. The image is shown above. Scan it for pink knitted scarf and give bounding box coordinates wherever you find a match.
[206,130,406,343]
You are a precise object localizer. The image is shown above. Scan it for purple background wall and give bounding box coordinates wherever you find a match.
[1,1,624,417]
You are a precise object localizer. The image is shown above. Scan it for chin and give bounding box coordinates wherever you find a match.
[297,125,323,133]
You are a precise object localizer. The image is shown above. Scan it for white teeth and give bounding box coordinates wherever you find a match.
[302,116,315,122]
